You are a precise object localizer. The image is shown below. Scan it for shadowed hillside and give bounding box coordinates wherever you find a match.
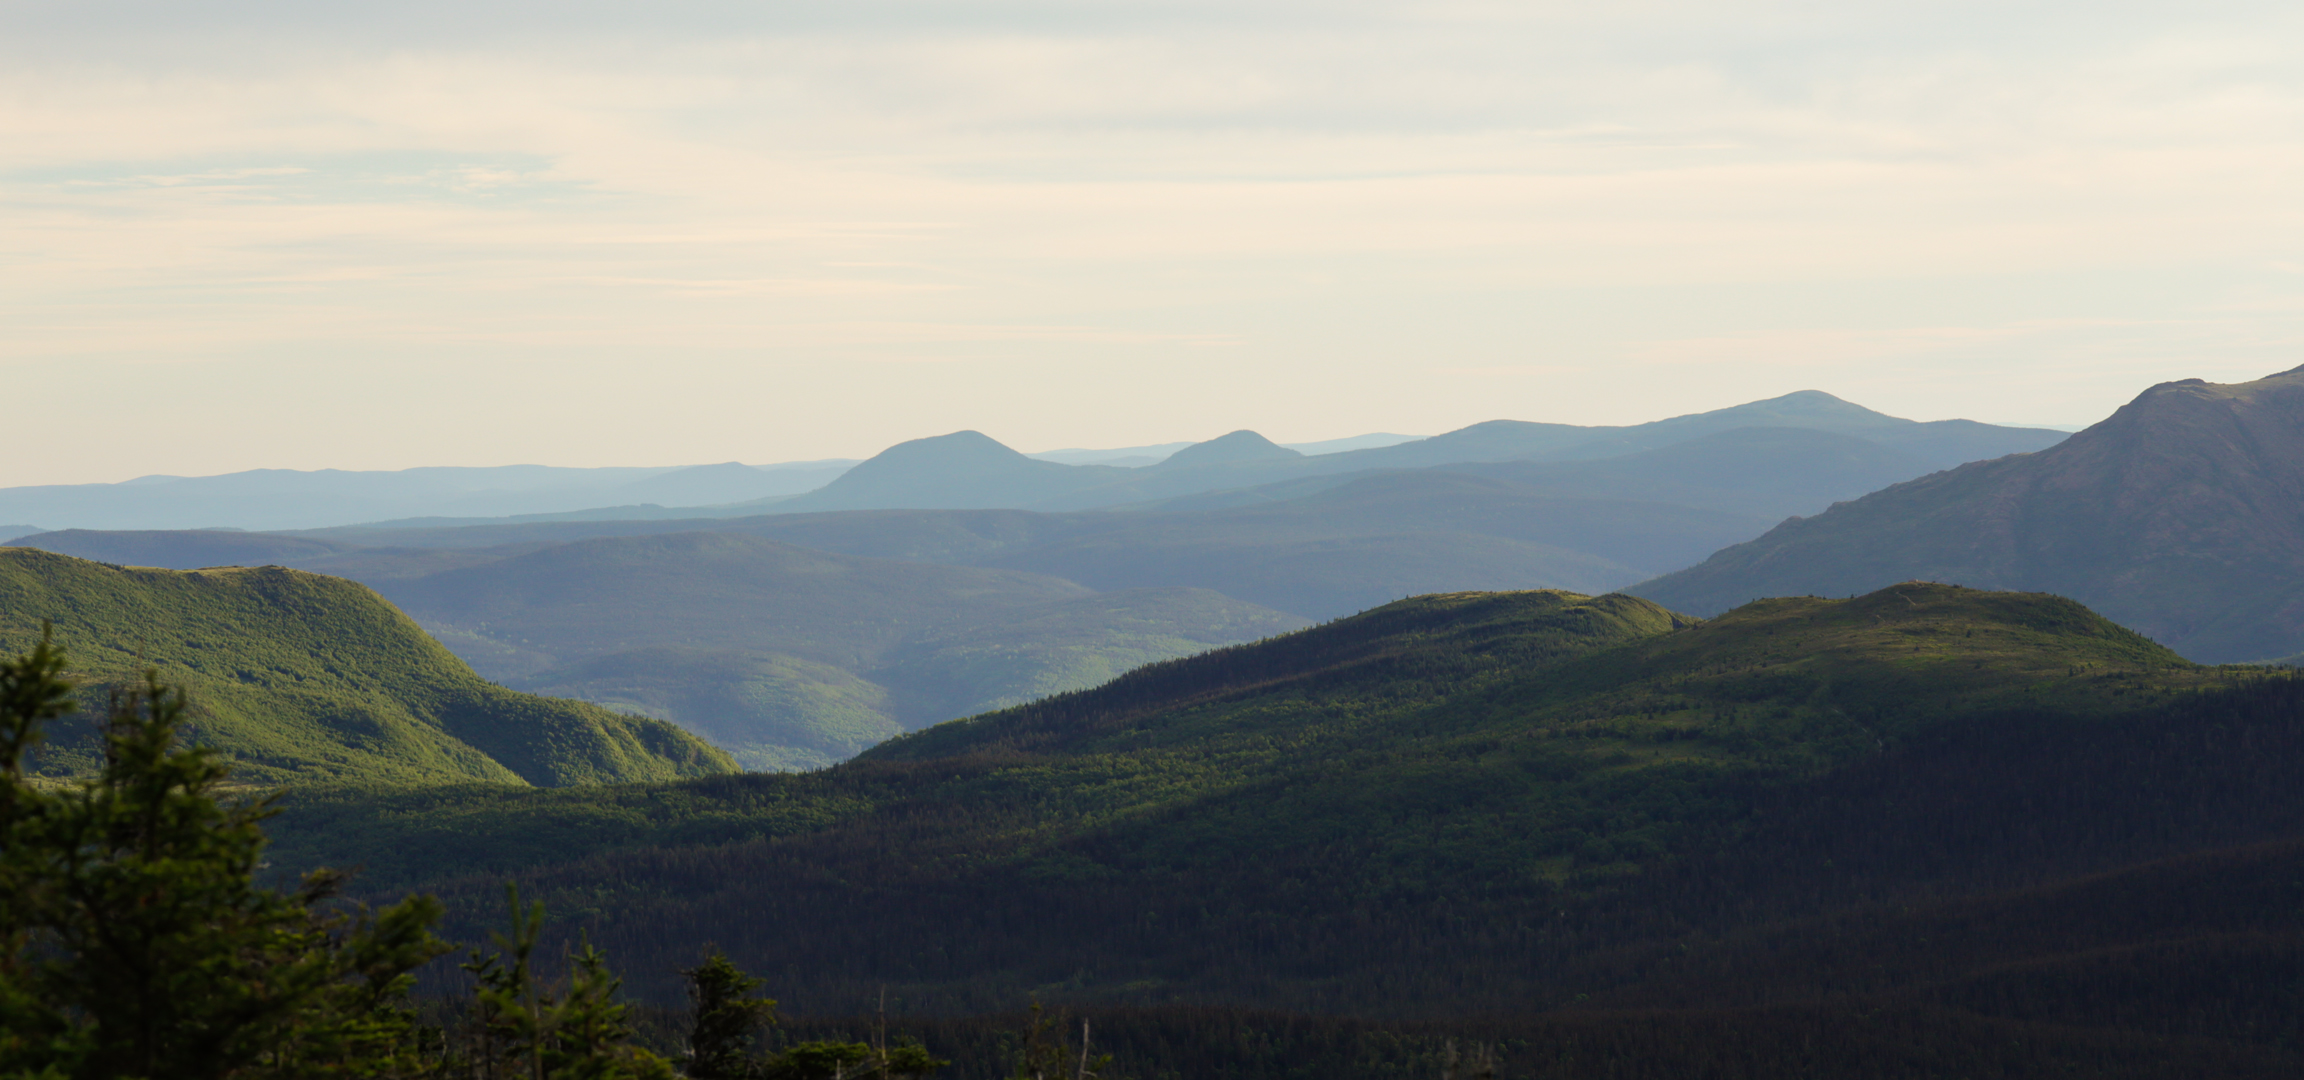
[1634,365,2304,661]
[263,583,2266,1030]
[0,547,734,786]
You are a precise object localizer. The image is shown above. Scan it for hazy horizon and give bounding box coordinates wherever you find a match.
[0,392,2091,489]
[6,1,2297,486]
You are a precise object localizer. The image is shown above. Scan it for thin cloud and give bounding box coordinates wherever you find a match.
[0,1,2297,482]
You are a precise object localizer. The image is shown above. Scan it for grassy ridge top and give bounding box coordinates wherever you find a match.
[864,588,1691,761]
[0,547,734,787]
[1503,582,2192,732]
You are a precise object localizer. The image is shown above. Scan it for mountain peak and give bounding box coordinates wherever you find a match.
[773,430,1121,512]
[1158,430,1303,469]
[868,430,1032,467]
[1683,390,1904,427]
[1635,365,2304,661]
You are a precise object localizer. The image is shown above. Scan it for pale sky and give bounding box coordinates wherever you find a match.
[3,0,2300,486]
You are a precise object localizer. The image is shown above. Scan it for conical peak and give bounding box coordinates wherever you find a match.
[1159,430,1303,468]
[866,430,1030,466]
[1721,390,1891,421]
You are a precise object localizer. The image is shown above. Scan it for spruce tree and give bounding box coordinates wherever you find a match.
[0,632,448,1079]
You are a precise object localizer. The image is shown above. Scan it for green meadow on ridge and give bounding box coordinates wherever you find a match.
[0,547,734,787]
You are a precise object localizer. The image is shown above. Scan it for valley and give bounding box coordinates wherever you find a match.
[6,375,2301,1076]
[8,390,2065,770]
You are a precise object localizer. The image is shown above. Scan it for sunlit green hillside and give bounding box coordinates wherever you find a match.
[0,548,734,786]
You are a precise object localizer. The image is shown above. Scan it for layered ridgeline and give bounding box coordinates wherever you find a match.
[264,581,2290,1034]
[378,533,1309,770]
[7,531,1310,771]
[1636,365,2304,661]
[0,547,734,786]
[0,460,859,533]
[0,390,2072,772]
[762,391,2063,515]
[5,404,2042,775]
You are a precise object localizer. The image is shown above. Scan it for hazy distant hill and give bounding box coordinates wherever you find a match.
[303,509,1107,560]
[1208,390,2061,479]
[363,532,1307,769]
[13,529,367,567]
[1506,388,2063,468]
[381,532,1096,675]
[960,474,1762,617]
[1,391,2079,767]
[772,431,1131,512]
[1456,426,1939,519]
[287,474,1767,621]
[1024,432,1418,466]
[0,460,857,532]
[758,392,2063,516]
[0,547,733,786]
[4,523,1313,768]
[1143,426,1926,524]
[1635,366,2304,662]
[0,394,2057,534]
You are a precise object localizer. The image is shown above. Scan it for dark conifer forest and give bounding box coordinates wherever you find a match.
[10,505,2304,1075]
[203,585,2304,1074]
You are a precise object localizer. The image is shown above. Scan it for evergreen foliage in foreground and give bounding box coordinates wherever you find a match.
[0,632,977,1079]
[0,628,453,1077]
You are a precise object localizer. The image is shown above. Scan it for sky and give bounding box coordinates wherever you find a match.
[3,0,2300,486]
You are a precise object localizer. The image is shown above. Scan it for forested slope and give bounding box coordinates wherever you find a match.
[0,547,734,786]
[260,582,2282,1035]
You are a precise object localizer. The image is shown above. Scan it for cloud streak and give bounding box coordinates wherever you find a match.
[0,1,2299,483]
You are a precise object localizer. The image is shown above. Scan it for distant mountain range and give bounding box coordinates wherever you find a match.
[770,392,2063,515]
[0,393,2058,533]
[1027,432,1421,467]
[0,434,1425,534]
[0,460,860,533]
[7,390,2074,766]
[1635,365,2304,662]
